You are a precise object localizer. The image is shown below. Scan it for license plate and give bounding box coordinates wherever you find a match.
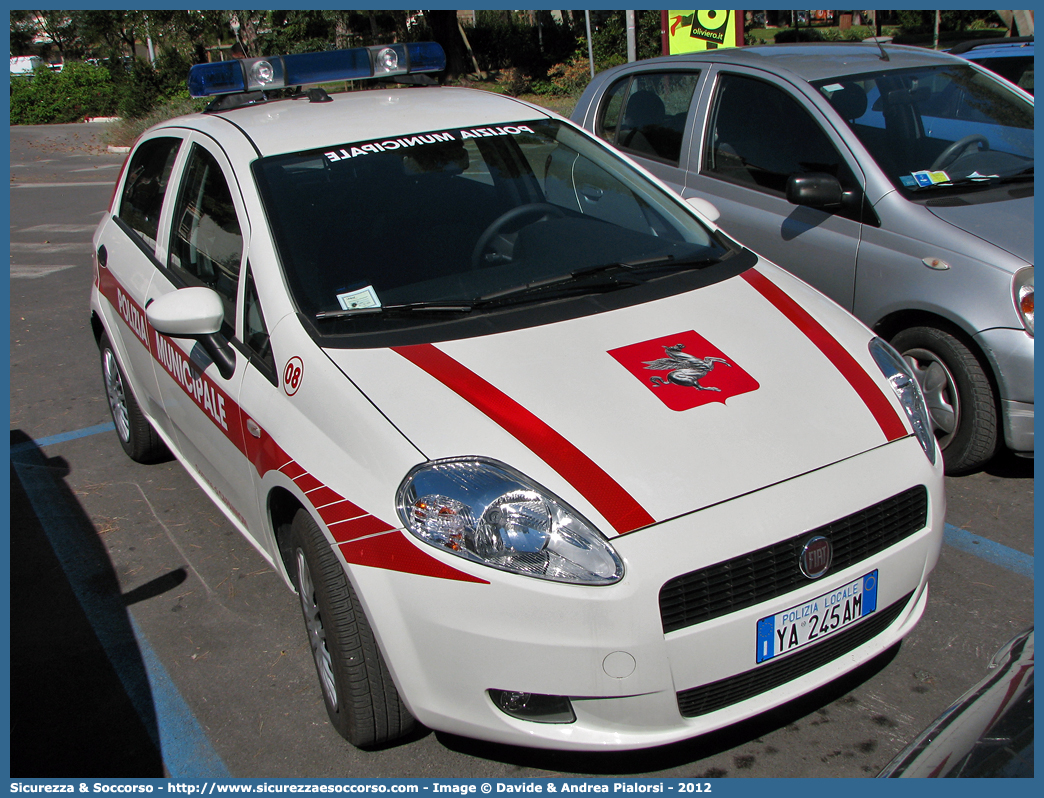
[756,571,878,663]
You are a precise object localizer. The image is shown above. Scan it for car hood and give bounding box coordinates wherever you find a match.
[323,266,910,535]
[925,193,1034,266]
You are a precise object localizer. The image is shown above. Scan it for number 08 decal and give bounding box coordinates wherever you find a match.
[282,356,304,396]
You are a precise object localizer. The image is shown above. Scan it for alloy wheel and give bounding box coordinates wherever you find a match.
[103,348,132,443]
[296,549,339,708]
[902,346,960,449]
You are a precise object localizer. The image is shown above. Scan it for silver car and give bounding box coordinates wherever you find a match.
[572,43,1033,474]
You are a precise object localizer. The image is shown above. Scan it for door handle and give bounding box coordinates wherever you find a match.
[97,245,107,268]
[246,418,261,438]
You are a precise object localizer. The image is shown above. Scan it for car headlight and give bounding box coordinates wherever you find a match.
[397,458,624,585]
[869,338,937,465]
[1013,267,1033,336]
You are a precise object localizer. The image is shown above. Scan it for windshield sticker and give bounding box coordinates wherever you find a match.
[911,170,951,187]
[966,170,1001,180]
[337,285,381,311]
[323,125,537,163]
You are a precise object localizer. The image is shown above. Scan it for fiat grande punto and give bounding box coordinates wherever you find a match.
[91,44,944,751]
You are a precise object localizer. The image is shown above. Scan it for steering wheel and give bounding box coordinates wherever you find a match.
[471,203,565,269]
[930,134,989,171]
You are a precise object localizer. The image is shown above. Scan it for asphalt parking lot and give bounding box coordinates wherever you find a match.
[8,123,1034,779]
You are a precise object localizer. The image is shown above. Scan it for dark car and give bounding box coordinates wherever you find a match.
[878,628,1033,777]
[950,37,1034,95]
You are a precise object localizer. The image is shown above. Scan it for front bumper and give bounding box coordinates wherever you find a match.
[975,327,1034,454]
[347,437,944,750]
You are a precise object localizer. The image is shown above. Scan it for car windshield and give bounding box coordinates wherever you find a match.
[253,119,729,323]
[814,64,1033,196]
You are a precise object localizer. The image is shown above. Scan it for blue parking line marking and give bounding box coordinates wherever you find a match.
[130,617,233,779]
[10,441,231,778]
[9,420,115,453]
[944,523,1034,579]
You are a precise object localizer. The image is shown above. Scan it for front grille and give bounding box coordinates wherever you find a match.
[676,591,912,718]
[659,486,927,634]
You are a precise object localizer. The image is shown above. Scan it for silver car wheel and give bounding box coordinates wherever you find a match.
[103,347,132,443]
[902,346,960,447]
[296,548,339,708]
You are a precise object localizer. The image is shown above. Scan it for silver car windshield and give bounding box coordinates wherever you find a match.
[815,64,1033,195]
[253,119,728,321]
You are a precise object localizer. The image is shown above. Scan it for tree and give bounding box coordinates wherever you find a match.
[73,10,144,59]
[33,10,80,59]
[228,10,268,57]
[9,11,39,56]
[423,10,468,80]
[149,10,227,64]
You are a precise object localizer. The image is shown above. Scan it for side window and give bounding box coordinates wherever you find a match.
[595,79,629,142]
[596,72,699,164]
[242,265,275,376]
[118,137,181,251]
[169,144,243,330]
[704,73,858,196]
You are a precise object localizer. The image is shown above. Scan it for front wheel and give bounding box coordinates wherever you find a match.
[890,326,998,474]
[290,509,415,747]
[99,333,167,463]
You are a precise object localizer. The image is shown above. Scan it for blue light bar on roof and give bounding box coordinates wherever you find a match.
[187,42,446,98]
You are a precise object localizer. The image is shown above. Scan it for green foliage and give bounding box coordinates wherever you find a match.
[106,96,208,149]
[897,10,1000,34]
[9,52,195,125]
[773,25,875,43]
[10,61,117,124]
[465,14,551,75]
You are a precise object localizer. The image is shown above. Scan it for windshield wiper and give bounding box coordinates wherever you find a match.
[315,301,473,320]
[475,268,642,306]
[476,254,718,307]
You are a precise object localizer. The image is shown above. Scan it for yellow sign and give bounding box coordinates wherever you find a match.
[668,10,740,53]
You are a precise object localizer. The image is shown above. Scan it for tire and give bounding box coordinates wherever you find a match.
[290,509,416,747]
[890,326,998,475]
[99,333,168,463]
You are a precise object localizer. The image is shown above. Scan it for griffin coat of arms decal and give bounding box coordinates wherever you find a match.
[609,331,759,411]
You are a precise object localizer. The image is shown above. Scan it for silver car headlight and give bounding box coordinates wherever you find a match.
[1013,267,1033,336]
[397,458,624,585]
[869,337,937,465]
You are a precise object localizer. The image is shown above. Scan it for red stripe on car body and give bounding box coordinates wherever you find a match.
[318,498,369,525]
[393,343,656,535]
[304,485,344,509]
[329,514,397,544]
[741,269,908,442]
[292,473,324,493]
[99,271,483,584]
[339,531,488,584]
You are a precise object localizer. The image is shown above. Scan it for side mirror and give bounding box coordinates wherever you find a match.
[685,196,721,223]
[146,287,235,379]
[786,173,844,209]
[146,286,224,335]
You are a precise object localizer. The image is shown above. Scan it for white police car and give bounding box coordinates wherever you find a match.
[91,44,945,751]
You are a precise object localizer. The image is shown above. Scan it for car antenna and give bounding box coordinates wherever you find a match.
[871,37,890,61]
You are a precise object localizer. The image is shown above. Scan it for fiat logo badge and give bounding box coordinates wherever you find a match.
[800,536,832,579]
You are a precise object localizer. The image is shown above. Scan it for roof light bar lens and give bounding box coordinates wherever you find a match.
[283,48,371,87]
[372,45,405,76]
[248,59,277,88]
[187,60,246,98]
[406,42,447,73]
[187,42,446,98]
